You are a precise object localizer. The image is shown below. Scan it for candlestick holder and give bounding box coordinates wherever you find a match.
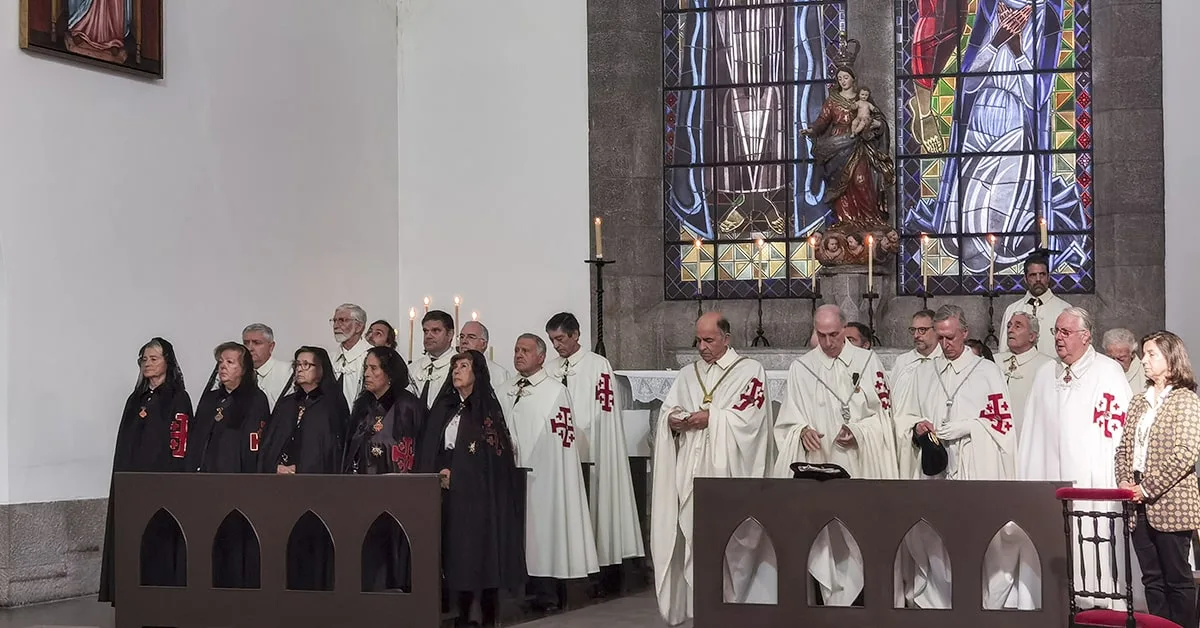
[862,291,881,345]
[691,295,703,347]
[983,288,1000,350]
[751,293,770,347]
[585,258,615,357]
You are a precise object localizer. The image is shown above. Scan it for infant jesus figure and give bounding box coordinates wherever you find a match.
[850,86,882,137]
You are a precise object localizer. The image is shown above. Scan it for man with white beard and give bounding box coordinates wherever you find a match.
[773,304,897,606]
[1019,306,1135,609]
[651,312,773,626]
[330,303,370,410]
[1103,328,1146,395]
[890,305,1016,609]
[993,312,1052,439]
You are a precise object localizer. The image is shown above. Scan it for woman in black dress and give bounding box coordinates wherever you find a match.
[259,346,347,590]
[185,342,270,589]
[346,346,427,592]
[99,337,192,605]
[420,350,526,627]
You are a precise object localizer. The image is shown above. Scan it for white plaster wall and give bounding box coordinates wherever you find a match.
[395,0,592,365]
[1164,2,1200,350]
[0,0,400,503]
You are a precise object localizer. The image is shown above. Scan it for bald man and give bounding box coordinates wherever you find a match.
[457,320,511,384]
[773,304,898,607]
[651,312,774,625]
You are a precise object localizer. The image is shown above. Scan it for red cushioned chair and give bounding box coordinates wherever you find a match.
[1057,487,1183,628]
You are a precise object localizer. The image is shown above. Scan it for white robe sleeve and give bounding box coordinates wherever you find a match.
[845,360,900,480]
[772,361,815,477]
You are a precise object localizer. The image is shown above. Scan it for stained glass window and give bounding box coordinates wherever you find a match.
[894,0,1094,295]
[663,0,847,300]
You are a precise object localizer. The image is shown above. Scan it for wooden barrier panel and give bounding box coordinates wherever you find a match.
[693,479,1071,628]
[113,473,441,628]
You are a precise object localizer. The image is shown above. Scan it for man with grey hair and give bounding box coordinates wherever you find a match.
[1103,328,1145,395]
[1019,306,1134,610]
[457,320,510,383]
[242,323,293,411]
[330,303,369,410]
[773,304,896,607]
[499,332,598,612]
[890,305,1017,609]
[993,311,1052,439]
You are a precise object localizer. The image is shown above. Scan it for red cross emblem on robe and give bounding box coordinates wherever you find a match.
[733,378,765,411]
[551,407,576,448]
[978,393,1013,435]
[1093,393,1126,439]
[874,371,891,411]
[391,437,415,472]
[169,413,188,458]
[595,373,615,412]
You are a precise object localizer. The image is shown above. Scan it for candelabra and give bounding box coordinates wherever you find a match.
[584,258,615,357]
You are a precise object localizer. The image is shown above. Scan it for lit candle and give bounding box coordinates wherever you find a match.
[423,296,430,313]
[693,239,703,297]
[921,233,929,294]
[866,234,875,293]
[594,217,604,259]
[987,234,997,291]
[809,235,818,292]
[1039,217,1048,249]
[408,308,416,359]
[453,295,461,329]
[471,311,479,322]
[755,238,765,293]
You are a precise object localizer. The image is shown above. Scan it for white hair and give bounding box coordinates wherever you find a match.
[1061,306,1095,336]
[517,333,546,356]
[1102,328,1138,351]
[335,303,367,325]
[464,320,489,341]
[242,323,274,342]
[933,304,969,332]
[1010,311,1039,338]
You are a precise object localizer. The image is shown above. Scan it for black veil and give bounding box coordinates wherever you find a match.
[134,337,186,394]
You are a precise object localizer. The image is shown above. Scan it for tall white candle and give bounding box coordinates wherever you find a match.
[921,233,929,294]
[866,234,875,293]
[987,234,997,291]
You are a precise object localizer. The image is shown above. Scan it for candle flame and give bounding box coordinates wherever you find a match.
[454,295,461,305]
[423,296,430,305]
[409,308,415,319]
[693,238,702,248]
[755,238,764,248]
[594,217,602,226]
[472,311,478,321]
[987,234,996,243]
[867,234,874,245]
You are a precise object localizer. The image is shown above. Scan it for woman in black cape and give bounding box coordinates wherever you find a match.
[185,342,270,589]
[419,350,526,627]
[345,346,427,592]
[258,346,347,590]
[99,337,192,605]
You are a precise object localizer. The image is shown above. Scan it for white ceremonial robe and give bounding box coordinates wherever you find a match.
[255,357,293,412]
[1125,359,1146,395]
[890,344,943,382]
[1018,347,1136,609]
[485,357,511,387]
[891,353,1016,609]
[1000,290,1072,357]
[332,338,370,410]
[650,348,773,626]
[772,342,898,607]
[993,348,1053,442]
[548,351,645,567]
[410,349,454,409]
[500,368,599,580]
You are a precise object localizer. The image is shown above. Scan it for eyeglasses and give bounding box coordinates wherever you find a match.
[329,317,354,326]
[292,361,317,371]
[908,326,932,335]
[1052,327,1086,338]
[458,333,482,341]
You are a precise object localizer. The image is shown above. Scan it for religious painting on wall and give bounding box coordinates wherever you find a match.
[19,0,163,79]
[893,0,1094,295]
[663,0,847,300]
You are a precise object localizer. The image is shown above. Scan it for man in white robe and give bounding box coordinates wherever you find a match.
[1103,328,1146,395]
[242,323,293,411]
[651,312,773,626]
[993,311,1052,440]
[1019,306,1135,609]
[330,303,370,410]
[1001,255,1072,357]
[545,313,645,581]
[773,304,898,606]
[410,310,456,408]
[891,309,943,382]
[499,333,598,611]
[891,305,1017,609]
[457,320,511,384]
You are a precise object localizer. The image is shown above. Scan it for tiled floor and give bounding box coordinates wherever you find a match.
[0,592,671,628]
